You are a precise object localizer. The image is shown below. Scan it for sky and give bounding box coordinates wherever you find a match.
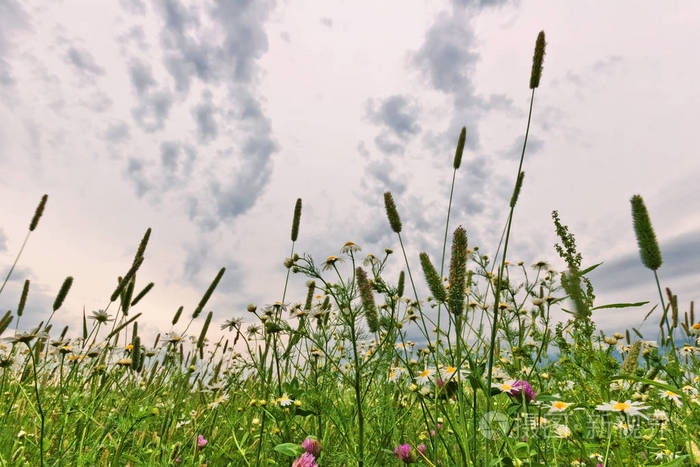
[1,0,699,345]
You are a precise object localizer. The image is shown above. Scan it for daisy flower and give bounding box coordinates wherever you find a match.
[415,368,435,385]
[595,400,649,418]
[659,389,682,407]
[682,385,699,396]
[440,365,468,381]
[321,256,343,271]
[691,322,700,336]
[549,401,572,412]
[277,395,294,407]
[341,241,361,254]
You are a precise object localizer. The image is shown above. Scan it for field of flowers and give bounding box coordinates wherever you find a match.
[1,31,699,466]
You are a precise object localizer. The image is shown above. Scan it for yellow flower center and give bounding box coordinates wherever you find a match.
[501,384,512,391]
[553,401,569,410]
[664,391,678,397]
[419,370,431,378]
[612,402,631,411]
[445,366,457,374]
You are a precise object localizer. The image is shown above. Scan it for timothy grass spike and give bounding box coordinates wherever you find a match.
[356,267,379,332]
[453,127,466,169]
[291,198,302,242]
[448,226,468,315]
[29,194,48,232]
[383,192,402,233]
[630,195,662,270]
[130,282,154,306]
[419,252,447,303]
[53,276,73,311]
[17,280,29,316]
[193,268,225,319]
[529,31,546,89]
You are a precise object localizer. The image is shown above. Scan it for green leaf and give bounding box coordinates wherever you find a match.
[273,443,304,457]
[591,301,648,311]
[573,262,603,277]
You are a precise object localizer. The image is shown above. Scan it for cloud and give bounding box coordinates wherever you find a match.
[366,95,421,155]
[129,60,156,96]
[0,0,30,86]
[192,90,217,144]
[131,89,174,132]
[320,17,333,28]
[0,228,7,252]
[503,134,544,160]
[65,47,105,76]
[160,141,180,172]
[125,157,153,197]
[120,0,146,15]
[589,229,700,293]
[103,121,130,143]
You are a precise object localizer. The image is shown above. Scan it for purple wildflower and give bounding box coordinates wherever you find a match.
[197,434,208,448]
[292,452,318,467]
[510,380,536,402]
[302,437,322,457]
[394,443,418,463]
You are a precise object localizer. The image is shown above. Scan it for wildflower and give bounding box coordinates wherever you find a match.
[549,401,571,412]
[415,368,435,385]
[659,390,682,407]
[221,317,242,331]
[510,380,537,402]
[89,309,112,323]
[164,332,183,344]
[440,365,467,381]
[595,400,649,418]
[363,254,379,267]
[691,323,700,335]
[341,241,361,254]
[680,345,697,357]
[197,434,207,448]
[292,453,318,467]
[116,358,132,367]
[682,385,699,396]
[651,409,668,422]
[302,437,321,457]
[277,395,293,407]
[394,444,418,463]
[532,261,550,271]
[554,424,572,439]
[322,256,343,271]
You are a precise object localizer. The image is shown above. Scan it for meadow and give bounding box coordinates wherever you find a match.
[1,31,699,466]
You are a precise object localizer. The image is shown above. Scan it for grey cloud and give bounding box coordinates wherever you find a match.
[374,134,404,155]
[125,157,153,196]
[357,141,370,158]
[129,60,156,96]
[160,141,180,172]
[120,0,146,15]
[192,91,217,144]
[589,229,700,293]
[156,0,273,93]
[592,55,622,75]
[503,134,544,160]
[367,95,421,138]
[320,17,333,28]
[0,0,30,86]
[104,121,130,143]
[364,159,407,197]
[366,95,421,155]
[414,12,479,94]
[65,47,105,76]
[131,89,173,132]
[0,228,6,252]
[452,0,509,6]
[183,239,244,294]
[83,91,113,112]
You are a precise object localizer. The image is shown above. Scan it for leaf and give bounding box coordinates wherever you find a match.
[591,301,648,311]
[574,262,603,277]
[273,443,304,457]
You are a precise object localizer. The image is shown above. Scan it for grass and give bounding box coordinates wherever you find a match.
[1,31,700,467]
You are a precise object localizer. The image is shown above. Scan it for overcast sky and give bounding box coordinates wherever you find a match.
[1,0,699,343]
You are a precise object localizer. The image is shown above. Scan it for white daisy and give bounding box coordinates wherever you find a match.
[415,368,435,385]
[549,400,572,412]
[595,400,649,418]
[659,389,682,407]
